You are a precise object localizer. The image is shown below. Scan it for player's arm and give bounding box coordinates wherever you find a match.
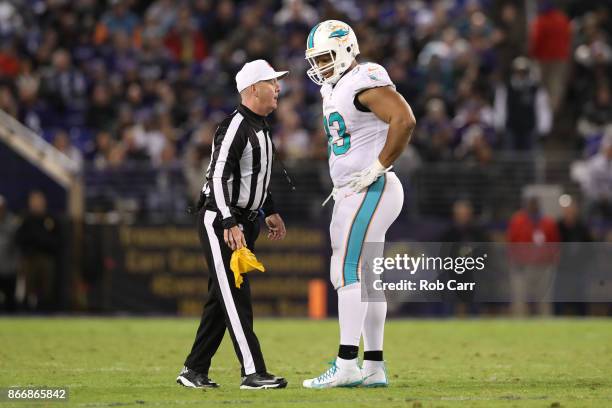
[347,86,416,192]
[357,86,416,167]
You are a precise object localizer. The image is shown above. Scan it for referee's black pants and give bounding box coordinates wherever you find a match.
[184,209,267,377]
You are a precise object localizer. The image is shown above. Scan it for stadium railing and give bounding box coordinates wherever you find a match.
[0,108,83,219]
[82,152,580,225]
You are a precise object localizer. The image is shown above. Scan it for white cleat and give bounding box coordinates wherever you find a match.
[303,358,363,389]
[361,361,389,387]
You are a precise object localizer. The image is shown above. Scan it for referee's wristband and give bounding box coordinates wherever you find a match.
[221,216,238,229]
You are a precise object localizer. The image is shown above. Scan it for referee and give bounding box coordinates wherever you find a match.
[177,60,289,390]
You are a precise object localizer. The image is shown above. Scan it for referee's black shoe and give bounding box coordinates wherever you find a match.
[240,372,288,389]
[176,366,219,388]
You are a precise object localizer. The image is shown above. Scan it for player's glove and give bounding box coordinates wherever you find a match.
[347,159,392,193]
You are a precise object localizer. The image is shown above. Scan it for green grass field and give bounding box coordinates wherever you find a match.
[0,318,611,407]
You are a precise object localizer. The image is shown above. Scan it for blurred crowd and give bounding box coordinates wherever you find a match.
[0,1,610,162]
[0,0,611,214]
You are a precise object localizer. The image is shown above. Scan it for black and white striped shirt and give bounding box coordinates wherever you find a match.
[202,104,276,228]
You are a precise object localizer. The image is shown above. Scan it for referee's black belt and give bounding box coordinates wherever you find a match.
[230,207,260,222]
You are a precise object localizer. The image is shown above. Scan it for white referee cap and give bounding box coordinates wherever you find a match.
[235,60,289,93]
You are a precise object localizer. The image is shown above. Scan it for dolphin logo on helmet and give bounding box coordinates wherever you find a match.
[305,20,360,86]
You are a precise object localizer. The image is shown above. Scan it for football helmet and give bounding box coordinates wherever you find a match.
[305,20,360,86]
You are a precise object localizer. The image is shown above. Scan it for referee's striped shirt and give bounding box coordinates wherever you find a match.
[202,104,276,228]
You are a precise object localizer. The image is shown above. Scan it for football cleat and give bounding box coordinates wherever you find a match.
[361,361,389,387]
[240,372,288,390]
[303,359,363,389]
[176,366,219,388]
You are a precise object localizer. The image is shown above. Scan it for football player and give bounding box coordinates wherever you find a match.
[303,20,416,388]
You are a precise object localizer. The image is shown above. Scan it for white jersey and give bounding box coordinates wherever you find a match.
[320,62,395,187]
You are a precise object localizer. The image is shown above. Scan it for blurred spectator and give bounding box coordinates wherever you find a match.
[96,0,140,43]
[86,83,117,132]
[124,82,150,122]
[159,141,177,166]
[106,29,138,79]
[453,87,494,130]
[439,199,489,315]
[0,85,17,117]
[221,5,277,63]
[417,27,464,92]
[16,58,39,92]
[507,195,560,316]
[132,115,168,166]
[529,0,571,115]
[54,5,81,50]
[274,0,318,29]
[183,122,213,202]
[206,0,237,45]
[387,58,420,109]
[579,131,612,220]
[72,29,97,69]
[0,40,20,78]
[577,84,612,144]
[467,14,497,77]
[455,0,491,38]
[15,191,61,311]
[557,196,592,242]
[0,1,24,38]
[555,195,591,315]
[494,56,552,150]
[145,0,178,36]
[507,195,560,247]
[454,123,493,165]
[52,129,83,171]
[33,27,58,68]
[148,142,186,220]
[138,33,173,80]
[275,102,311,162]
[87,130,115,170]
[492,2,526,80]
[39,49,87,125]
[164,6,208,64]
[440,199,489,242]
[119,126,149,164]
[452,88,496,159]
[17,68,46,135]
[115,103,136,131]
[572,12,612,107]
[0,195,18,313]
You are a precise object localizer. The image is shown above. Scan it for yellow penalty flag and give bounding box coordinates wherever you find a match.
[230,247,266,288]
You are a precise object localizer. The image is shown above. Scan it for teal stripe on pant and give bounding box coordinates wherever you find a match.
[343,175,386,286]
